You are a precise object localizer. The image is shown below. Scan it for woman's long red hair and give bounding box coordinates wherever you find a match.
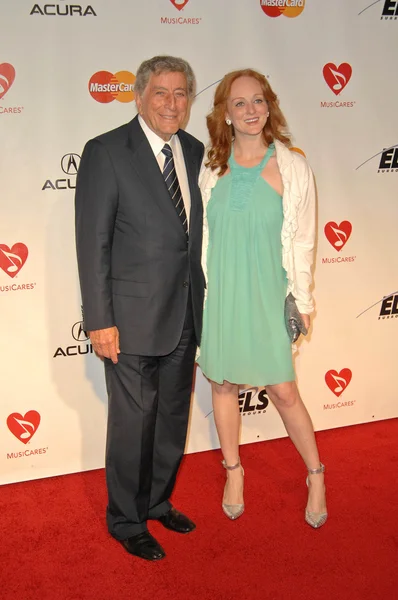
[206,69,291,175]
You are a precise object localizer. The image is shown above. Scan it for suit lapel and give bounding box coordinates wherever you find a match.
[178,131,200,235]
[127,117,185,233]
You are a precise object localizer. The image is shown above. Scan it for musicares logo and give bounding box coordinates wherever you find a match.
[161,0,201,24]
[170,0,190,9]
[0,62,23,115]
[0,63,15,100]
[324,221,352,252]
[321,63,356,109]
[89,71,135,103]
[325,369,352,397]
[0,243,29,278]
[7,411,41,444]
[323,63,352,95]
[260,0,305,18]
[321,221,356,265]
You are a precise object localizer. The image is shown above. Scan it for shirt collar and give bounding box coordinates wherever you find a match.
[138,115,176,158]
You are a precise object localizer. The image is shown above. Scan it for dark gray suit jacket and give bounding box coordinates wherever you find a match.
[75,116,205,356]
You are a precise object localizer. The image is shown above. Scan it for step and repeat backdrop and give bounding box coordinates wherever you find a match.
[1,0,397,484]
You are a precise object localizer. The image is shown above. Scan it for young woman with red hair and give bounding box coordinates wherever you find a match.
[197,69,327,528]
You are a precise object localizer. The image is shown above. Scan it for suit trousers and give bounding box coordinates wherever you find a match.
[104,292,196,540]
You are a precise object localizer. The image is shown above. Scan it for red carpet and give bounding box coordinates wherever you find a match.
[1,419,397,600]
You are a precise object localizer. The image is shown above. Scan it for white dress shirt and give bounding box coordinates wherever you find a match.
[138,115,191,227]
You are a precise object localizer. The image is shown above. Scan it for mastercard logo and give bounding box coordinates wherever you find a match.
[260,0,305,18]
[89,70,135,104]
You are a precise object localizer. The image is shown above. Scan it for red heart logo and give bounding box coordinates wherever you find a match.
[170,0,189,10]
[325,369,352,397]
[0,63,16,100]
[0,243,29,278]
[323,63,352,96]
[324,221,352,252]
[7,411,41,444]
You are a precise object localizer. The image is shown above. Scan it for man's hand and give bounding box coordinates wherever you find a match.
[300,313,310,331]
[89,326,120,363]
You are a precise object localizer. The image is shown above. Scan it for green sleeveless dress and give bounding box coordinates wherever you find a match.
[197,144,295,386]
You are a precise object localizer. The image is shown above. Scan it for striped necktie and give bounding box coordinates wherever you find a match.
[161,143,188,236]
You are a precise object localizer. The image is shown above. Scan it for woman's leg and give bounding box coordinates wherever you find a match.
[266,381,326,514]
[211,380,244,505]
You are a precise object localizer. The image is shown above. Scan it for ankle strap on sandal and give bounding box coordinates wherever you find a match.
[222,459,241,471]
[307,462,325,475]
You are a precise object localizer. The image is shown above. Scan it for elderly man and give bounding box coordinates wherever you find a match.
[75,56,205,561]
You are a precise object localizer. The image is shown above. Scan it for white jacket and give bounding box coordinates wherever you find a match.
[199,139,316,315]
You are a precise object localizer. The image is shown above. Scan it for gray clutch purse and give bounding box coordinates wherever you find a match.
[284,292,308,343]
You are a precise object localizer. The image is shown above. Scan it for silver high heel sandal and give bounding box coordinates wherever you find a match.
[305,463,327,529]
[222,459,245,520]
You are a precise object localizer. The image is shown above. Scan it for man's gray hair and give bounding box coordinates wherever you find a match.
[135,55,196,98]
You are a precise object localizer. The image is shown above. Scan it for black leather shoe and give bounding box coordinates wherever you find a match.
[121,531,166,561]
[157,507,196,534]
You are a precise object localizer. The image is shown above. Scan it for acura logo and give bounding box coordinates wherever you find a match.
[71,320,89,342]
[61,153,81,175]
